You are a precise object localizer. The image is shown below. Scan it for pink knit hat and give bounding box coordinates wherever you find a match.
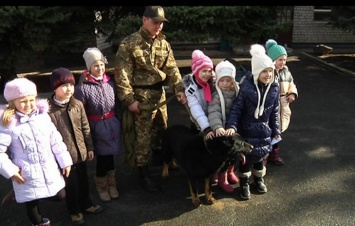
[4,78,37,102]
[191,50,213,76]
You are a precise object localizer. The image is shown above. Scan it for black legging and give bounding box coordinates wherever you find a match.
[25,188,66,225]
[65,162,93,214]
[96,155,115,177]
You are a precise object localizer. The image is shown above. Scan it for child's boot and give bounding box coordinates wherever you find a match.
[107,170,119,199]
[268,147,284,165]
[227,165,239,184]
[94,175,111,201]
[238,171,251,200]
[218,172,234,193]
[252,166,267,193]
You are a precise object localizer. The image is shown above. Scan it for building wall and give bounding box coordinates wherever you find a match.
[292,6,355,44]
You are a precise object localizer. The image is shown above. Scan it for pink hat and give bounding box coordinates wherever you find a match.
[4,78,37,102]
[191,50,213,76]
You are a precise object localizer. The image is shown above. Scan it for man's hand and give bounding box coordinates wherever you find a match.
[128,100,140,114]
[287,94,296,103]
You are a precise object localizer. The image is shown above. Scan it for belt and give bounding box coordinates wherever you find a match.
[88,111,115,121]
[133,81,163,90]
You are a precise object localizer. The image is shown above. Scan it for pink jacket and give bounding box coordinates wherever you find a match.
[0,99,73,203]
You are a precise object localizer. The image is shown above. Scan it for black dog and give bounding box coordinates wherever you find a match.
[161,125,253,207]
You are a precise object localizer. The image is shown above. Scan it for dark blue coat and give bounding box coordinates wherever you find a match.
[226,71,280,158]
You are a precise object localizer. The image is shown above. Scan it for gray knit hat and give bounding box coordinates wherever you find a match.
[83,47,108,70]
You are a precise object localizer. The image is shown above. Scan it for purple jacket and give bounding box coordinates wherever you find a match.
[75,71,122,156]
[0,99,73,203]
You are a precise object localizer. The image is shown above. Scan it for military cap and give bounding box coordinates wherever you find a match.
[143,6,169,22]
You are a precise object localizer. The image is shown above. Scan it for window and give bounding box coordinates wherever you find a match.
[314,6,332,22]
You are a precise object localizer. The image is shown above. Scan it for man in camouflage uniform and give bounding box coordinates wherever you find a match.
[114,6,187,193]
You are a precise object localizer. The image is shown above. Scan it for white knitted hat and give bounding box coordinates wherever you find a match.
[250,44,275,119]
[83,47,108,70]
[214,60,239,123]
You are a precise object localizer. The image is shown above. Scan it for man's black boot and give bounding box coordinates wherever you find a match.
[138,166,160,194]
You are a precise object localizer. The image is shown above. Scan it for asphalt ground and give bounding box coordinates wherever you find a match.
[1,52,355,225]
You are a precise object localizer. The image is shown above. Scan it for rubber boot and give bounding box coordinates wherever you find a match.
[252,167,267,193]
[218,172,234,193]
[227,165,239,184]
[94,176,111,202]
[138,166,160,194]
[238,171,251,200]
[267,148,284,165]
[107,170,119,199]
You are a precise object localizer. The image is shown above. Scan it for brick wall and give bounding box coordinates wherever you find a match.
[292,6,355,44]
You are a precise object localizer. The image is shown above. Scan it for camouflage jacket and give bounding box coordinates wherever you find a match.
[114,27,184,106]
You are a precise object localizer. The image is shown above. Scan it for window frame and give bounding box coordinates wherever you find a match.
[313,6,332,22]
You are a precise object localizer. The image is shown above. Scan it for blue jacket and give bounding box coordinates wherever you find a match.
[226,71,281,158]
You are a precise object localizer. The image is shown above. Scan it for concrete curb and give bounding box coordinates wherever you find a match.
[301,52,355,79]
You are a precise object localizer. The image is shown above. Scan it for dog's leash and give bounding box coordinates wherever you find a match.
[122,93,178,167]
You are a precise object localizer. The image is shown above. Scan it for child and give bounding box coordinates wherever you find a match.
[226,44,281,200]
[265,39,298,165]
[74,47,122,202]
[208,60,240,193]
[0,78,73,226]
[183,50,215,139]
[48,67,103,225]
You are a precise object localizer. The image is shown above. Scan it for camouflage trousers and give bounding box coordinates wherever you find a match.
[134,88,168,166]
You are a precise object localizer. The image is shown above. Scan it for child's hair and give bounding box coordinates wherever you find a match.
[215,60,238,92]
[2,102,16,127]
[1,78,38,127]
[217,76,236,90]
